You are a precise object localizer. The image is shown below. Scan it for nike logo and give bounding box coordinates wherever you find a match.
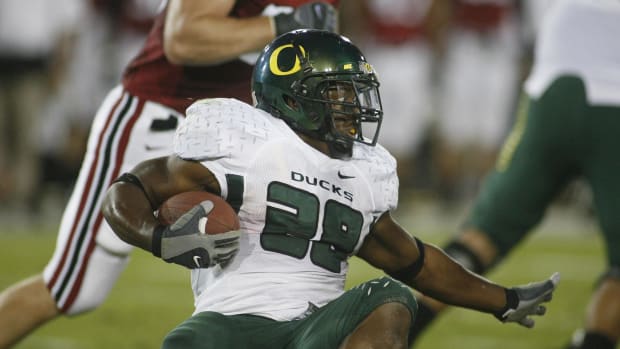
[193,255,202,268]
[338,170,355,179]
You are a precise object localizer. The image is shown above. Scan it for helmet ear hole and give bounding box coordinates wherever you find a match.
[291,80,310,97]
[283,95,300,111]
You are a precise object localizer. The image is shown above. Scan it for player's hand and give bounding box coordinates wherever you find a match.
[152,200,240,269]
[495,272,561,328]
[272,2,338,37]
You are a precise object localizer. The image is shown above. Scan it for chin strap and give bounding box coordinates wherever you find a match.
[327,139,353,159]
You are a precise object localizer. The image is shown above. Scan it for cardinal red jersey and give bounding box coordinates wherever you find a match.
[122,0,339,114]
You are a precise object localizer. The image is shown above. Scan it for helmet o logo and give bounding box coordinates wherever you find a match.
[269,44,306,76]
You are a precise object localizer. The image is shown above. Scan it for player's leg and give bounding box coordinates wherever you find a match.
[339,278,416,349]
[0,86,179,348]
[568,102,620,349]
[43,88,180,314]
[411,78,583,344]
[0,86,128,348]
[0,275,58,349]
[286,277,417,349]
[162,278,416,349]
[162,312,247,348]
[570,273,620,349]
[339,302,412,349]
[163,311,298,348]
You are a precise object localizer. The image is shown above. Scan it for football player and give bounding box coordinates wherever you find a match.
[410,1,620,348]
[0,1,338,348]
[103,29,559,348]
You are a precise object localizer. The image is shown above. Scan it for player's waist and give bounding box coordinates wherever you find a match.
[192,270,345,321]
[121,62,254,113]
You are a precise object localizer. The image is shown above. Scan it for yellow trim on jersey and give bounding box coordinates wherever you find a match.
[496,94,530,172]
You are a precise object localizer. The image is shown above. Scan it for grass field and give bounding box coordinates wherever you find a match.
[1,203,604,349]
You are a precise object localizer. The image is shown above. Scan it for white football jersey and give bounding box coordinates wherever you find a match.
[173,98,398,321]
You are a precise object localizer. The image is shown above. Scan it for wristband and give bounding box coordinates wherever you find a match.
[493,288,519,321]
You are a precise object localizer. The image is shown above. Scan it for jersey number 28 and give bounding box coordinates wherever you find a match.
[261,182,363,273]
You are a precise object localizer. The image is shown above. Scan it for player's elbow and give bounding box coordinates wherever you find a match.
[101,187,134,244]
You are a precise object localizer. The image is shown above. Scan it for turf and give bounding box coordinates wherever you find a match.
[1,210,604,349]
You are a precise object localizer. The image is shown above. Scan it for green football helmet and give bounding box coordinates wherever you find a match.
[252,29,383,158]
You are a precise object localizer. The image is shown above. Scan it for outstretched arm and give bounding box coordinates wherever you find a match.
[163,0,338,65]
[357,212,559,327]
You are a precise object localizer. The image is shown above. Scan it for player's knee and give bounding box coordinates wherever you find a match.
[162,327,200,349]
[356,279,415,349]
[365,277,417,321]
[63,246,130,315]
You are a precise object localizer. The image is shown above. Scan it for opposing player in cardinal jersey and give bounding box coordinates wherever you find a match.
[103,29,559,348]
[0,1,338,347]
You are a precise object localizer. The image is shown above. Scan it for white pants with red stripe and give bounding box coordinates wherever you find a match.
[42,85,182,315]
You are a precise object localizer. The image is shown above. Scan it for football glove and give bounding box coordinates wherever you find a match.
[272,2,338,37]
[494,272,561,328]
[152,200,240,269]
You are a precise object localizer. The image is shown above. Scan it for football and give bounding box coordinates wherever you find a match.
[157,191,240,234]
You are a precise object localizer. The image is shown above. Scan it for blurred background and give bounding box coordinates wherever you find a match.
[0,0,602,348]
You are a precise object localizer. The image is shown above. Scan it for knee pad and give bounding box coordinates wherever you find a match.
[64,245,130,315]
[362,277,418,321]
[443,241,487,275]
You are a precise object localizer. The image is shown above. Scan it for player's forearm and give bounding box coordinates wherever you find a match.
[164,10,273,65]
[102,182,159,253]
[413,244,507,314]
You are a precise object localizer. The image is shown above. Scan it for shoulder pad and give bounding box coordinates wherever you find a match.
[173,98,275,161]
